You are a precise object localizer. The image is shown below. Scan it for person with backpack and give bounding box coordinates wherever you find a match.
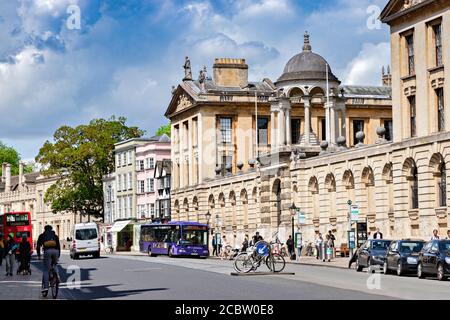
[17,234,31,275]
[5,233,18,276]
[36,225,60,296]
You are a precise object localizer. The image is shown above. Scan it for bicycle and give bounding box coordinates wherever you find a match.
[233,240,286,273]
[104,245,114,254]
[42,260,60,299]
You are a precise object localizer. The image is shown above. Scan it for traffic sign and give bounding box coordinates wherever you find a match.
[298,212,306,225]
[350,204,359,221]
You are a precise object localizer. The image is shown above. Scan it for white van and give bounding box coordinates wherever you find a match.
[69,223,100,259]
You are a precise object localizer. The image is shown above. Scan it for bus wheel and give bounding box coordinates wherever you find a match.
[148,246,156,257]
[168,247,174,258]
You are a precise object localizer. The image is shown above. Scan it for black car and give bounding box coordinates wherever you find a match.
[383,239,425,276]
[417,240,450,281]
[356,239,392,273]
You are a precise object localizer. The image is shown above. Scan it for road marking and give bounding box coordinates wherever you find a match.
[123,267,162,272]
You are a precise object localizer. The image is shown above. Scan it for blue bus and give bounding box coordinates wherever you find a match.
[139,221,209,258]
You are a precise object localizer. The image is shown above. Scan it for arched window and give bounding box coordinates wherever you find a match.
[439,162,446,207]
[240,189,248,229]
[218,193,225,230]
[430,154,446,208]
[403,158,418,209]
[229,191,236,227]
[272,179,282,227]
[362,166,375,216]
[308,177,319,219]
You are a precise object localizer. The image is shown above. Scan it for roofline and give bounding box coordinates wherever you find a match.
[380,0,436,24]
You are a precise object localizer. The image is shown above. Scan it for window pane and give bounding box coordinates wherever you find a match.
[353,120,364,145]
[384,120,393,141]
[291,119,301,144]
[219,118,232,144]
[257,117,269,146]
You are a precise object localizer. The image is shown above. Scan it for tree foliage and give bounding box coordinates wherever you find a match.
[155,123,171,137]
[0,141,33,175]
[36,116,145,220]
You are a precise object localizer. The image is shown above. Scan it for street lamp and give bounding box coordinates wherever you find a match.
[289,202,297,249]
[206,210,211,231]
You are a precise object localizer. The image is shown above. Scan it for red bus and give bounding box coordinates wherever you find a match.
[1,212,33,254]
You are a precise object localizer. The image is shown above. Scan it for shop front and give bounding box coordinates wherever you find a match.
[110,220,135,252]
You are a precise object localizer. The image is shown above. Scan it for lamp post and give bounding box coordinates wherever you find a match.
[289,202,297,251]
[206,210,212,256]
[347,200,353,257]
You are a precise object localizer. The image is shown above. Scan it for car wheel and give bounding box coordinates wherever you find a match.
[437,263,447,281]
[383,261,390,275]
[417,263,425,279]
[356,258,363,272]
[396,261,403,276]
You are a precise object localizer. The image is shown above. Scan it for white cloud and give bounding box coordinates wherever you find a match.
[343,42,390,85]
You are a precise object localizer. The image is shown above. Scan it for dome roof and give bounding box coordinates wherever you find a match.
[276,32,340,84]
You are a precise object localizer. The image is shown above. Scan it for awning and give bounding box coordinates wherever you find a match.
[110,220,132,232]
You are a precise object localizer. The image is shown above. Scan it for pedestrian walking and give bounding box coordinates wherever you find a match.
[286,235,295,259]
[17,235,31,275]
[0,233,4,267]
[241,235,249,252]
[314,233,323,260]
[212,235,217,256]
[252,232,263,245]
[446,230,450,240]
[220,236,228,260]
[5,233,18,276]
[324,235,334,262]
[327,230,336,261]
[431,229,440,240]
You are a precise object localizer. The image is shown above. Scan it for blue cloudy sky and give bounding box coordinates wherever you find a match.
[0,0,390,160]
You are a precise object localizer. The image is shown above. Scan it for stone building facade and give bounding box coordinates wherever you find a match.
[166,0,450,248]
[0,162,80,244]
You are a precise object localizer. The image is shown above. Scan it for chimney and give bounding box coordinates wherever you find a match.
[5,163,11,192]
[19,162,24,185]
[213,58,248,88]
[1,163,6,183]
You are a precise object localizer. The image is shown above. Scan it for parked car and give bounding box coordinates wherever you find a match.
[383,239,425,276]
[69,223,100,259]
[356,239,392,273]
[417,240,450,281]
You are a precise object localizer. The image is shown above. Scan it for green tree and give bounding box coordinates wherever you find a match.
[155,123,171,137]
[0,141,33,175]
[36,116,145,221]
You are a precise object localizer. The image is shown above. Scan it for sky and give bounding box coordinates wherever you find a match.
[0,0,391,161]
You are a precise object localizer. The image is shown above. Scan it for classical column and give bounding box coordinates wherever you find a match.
[330,101,337,144]
[271,110,277,152]
[285,108,291,145]
[304,96,311,145]
[278,108,284,147]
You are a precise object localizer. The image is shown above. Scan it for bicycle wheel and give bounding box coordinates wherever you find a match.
[51,271,59,299]
[265,253,286,273]
[233,253,254,273]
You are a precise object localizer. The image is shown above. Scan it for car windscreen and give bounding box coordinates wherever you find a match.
[371,241,390,250]
[440,241,450,252]
[75,229,98,240]
[400,242,423,253]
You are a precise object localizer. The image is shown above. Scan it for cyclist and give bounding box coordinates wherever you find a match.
[36,225,60,296]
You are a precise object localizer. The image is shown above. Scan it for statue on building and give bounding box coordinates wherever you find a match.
[198,66,207,92]
[183,56,193,81]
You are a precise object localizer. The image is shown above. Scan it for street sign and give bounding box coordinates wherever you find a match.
[298,212,306,225]
[295,232,302,248]
[348,230,356,249]
[350,204,359,221]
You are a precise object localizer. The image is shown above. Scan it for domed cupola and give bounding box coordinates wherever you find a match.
[275,32,340,86]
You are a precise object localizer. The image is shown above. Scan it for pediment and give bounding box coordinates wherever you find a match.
[164,84,198,118]
[380,0,429,23]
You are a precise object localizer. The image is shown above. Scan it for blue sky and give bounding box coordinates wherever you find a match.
[0,0,390,160]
